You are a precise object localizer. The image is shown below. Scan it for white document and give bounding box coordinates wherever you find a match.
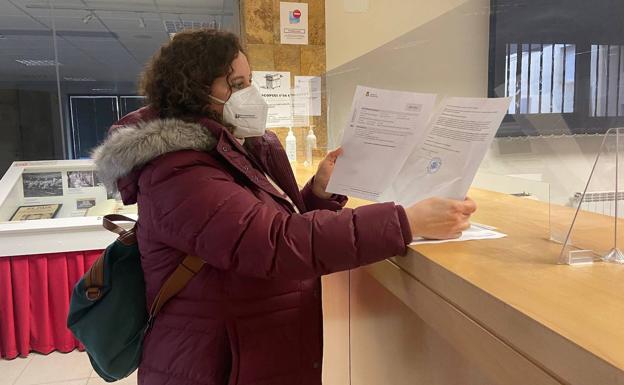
[325,86,437,201]
[410,223,506,245]
[327,86,511,205]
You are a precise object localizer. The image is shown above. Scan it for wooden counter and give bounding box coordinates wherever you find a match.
[292,163,624,385]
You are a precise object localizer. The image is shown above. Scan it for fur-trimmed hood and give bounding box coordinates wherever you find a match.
[92,118,218,193]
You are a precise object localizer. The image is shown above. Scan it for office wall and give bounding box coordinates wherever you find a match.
[324,0,490,147]
[241,0,328,158]
[324,0,602,206]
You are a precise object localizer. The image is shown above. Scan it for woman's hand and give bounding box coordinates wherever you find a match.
[405,197,477,240]
[312,148,343,199]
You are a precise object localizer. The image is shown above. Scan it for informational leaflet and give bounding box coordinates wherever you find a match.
[253,71,292,128]
[294,76,322,116]
[327,86,511,206]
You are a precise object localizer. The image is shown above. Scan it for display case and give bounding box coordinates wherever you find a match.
[0,160,135,257]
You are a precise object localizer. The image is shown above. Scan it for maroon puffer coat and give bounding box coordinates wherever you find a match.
[93,106,412,385]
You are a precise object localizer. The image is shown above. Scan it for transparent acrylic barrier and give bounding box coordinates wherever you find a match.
[471,171,551,236]
[260,84,331,170]
[556,128,624,264]
[472,172,551,203]
[315,2,624,384]
[321,0,624,268]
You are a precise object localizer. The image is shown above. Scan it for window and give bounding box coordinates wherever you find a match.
[590,44,624,117]
[504,43,576,115]
[69,95,147,158]
[119,96,146,116]
[489,0,624,136]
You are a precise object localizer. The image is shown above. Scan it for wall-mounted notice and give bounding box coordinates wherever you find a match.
[280,2,308,45]
[253,71,293,128]
[294,76,322,116]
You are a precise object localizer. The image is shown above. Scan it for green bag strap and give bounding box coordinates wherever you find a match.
[83,215,206,325]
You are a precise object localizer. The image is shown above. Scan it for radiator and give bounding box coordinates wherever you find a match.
[572,191,624,217]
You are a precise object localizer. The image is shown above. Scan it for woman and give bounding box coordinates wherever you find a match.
[93,30,475,385]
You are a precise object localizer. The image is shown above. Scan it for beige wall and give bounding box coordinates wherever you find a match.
[325,0,484,71]
[240,0,328,158]
[324,0,490,149]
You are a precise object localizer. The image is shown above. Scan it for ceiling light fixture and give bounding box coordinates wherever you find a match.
[163,20,211,34]
[16,59,61,66]
[82,11,95,24]
[64,77,96,82]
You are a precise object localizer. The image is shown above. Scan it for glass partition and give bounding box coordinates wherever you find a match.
[321,0,624,264]
[0,0,240,175]
[0,0,239,222]
[318,1,624,381]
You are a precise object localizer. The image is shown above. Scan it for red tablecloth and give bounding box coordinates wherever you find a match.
[0,250,102,360]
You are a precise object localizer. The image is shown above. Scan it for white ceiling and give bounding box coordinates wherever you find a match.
[0,0,238,88]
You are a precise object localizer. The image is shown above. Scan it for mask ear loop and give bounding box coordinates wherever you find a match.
[208,94,227,105]
[208,72,235,105]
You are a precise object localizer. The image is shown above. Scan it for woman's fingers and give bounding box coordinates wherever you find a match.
[326,147,343,162]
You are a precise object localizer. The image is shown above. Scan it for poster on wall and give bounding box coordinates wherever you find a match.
[253,71,293,128]
[280,2,308,45]
[294,76,322,117]
[292,86,310,127]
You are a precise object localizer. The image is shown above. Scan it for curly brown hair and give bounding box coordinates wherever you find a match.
[140,29,244,120]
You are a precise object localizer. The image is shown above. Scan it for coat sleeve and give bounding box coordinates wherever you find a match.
[300,176,348,212]
[146,165,412,281]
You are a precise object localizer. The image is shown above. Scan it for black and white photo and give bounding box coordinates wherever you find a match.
[76,198,96,210]
[67,171,95,189]
[22,172,63,197]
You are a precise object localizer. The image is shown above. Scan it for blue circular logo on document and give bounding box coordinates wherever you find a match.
[427,157,442,174]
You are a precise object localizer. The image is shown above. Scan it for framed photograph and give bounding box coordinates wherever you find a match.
[10,204,62,221]
[22,172,63,198]
[67,171,95,189]
[76,198,96,210]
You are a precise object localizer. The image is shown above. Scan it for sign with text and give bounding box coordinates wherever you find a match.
[280,2,308,45]
[253,71,293,128]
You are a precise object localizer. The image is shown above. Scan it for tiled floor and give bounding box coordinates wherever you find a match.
[0,351,137,385]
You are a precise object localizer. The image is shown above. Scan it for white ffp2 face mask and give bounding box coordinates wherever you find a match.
[209,86,269,138]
